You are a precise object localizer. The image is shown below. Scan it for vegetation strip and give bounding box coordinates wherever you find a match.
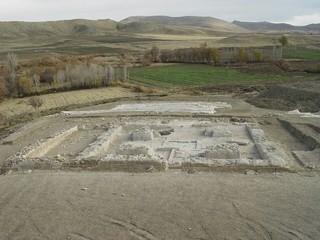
[129,64,291,88]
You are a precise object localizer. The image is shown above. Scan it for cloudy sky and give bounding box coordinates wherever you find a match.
[1,0,319,25]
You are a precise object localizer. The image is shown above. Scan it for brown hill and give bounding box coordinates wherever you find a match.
[0,19,118,39]
[118,16,249,34]
[233,21,320,32]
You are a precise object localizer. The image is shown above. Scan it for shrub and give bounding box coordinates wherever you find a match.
[27,97,44,110]
[238,47,248,63]
[40,68,55,84]
[279,36,289,48]
[212,48,221,65]
[276,60,291,71]
[253,50,263,62]
[16,76,33,96]
[0,78,8,102]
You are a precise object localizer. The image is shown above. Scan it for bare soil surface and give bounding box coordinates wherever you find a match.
[247,81,320,113]
[0,171,319,240]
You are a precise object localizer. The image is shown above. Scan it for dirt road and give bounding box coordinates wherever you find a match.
[0,171,319,240]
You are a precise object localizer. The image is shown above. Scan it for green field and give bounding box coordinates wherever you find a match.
[128,64,290,88]
[284,49,320,60]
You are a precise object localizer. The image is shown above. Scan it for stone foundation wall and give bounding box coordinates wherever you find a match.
[77,125,122,159]
[204,143,240,159]
[26,126,78,158]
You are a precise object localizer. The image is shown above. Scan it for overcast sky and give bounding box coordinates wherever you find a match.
[1,0,319,26]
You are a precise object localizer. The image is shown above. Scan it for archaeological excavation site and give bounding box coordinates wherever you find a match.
[1,99,319,173]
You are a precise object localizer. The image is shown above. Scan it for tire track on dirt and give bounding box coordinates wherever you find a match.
[0,175,38,239]
[1,174,65,240]
[232,202,273,240]
[279,223,316,240]
[69,233,95,240]
[0,176,31,215]
[26,177,57,240]
[100,214,158,240]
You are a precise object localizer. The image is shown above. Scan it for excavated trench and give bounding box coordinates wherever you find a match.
[2,101,319,173]
[279,119,320,168]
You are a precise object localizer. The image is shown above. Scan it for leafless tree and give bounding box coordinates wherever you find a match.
[6,52,19,71]
[5,52,19,96]
[150,45,160,62]
[27,97,44,110]
[31,74,40,90]
[0,78,7,102]
[56,70,65,84]
[104,65,114,85]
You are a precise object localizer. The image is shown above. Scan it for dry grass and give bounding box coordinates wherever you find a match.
[0,87,139,118]
[135,34,226,41]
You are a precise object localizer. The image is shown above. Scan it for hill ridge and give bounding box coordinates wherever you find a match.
[233,20,320,32]
[1,16,319,40]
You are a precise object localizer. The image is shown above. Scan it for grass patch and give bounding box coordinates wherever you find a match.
[284,49,320,60]
[128,64,291,89]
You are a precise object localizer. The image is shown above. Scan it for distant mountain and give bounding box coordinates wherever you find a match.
[1,17,318,40]
[233,21,320,32]
[118,16,249,34]
[0,19,117,39]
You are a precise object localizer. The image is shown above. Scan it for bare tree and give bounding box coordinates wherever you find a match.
[150,45,160,62]
[6,52,19,71]
[5,52,19,96]
[27,97,44,110]
[56,70,65,84]
[200,42,208,63]
[102,65,114,86]
[122,65,128,82]
[0,78,7,102]
[31,74,40,91]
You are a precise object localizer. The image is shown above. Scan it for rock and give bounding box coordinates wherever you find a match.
[158,128,174,136]
[132,127,153,141]
[204,143,240,159]
[78,125,87,131]
[229,139,249,146]
[81,187,88,191]
[231,117,241,123]
[244,170,255,175]
[152,130,162,138]
[27,170,32,174]
[263,112,281,118]
[122,193,125,197]
[187,169,197,174]
[146,165,155,173]
[188,228,192,231]
[307,165,316,169]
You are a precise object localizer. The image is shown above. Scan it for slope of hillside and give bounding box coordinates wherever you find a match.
[1,16,318,41]
[119,16,249,33]
[0,19,117,39]
[233,21,320,32]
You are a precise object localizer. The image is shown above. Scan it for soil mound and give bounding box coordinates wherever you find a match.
[247,86,320,112]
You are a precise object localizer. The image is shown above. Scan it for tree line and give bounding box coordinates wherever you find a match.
[144,36,288,65]
[144,44,281,65]
[0,53,129,100]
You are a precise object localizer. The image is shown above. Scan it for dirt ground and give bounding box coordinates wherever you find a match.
[0,92,319,240]
[0,171,319,240]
